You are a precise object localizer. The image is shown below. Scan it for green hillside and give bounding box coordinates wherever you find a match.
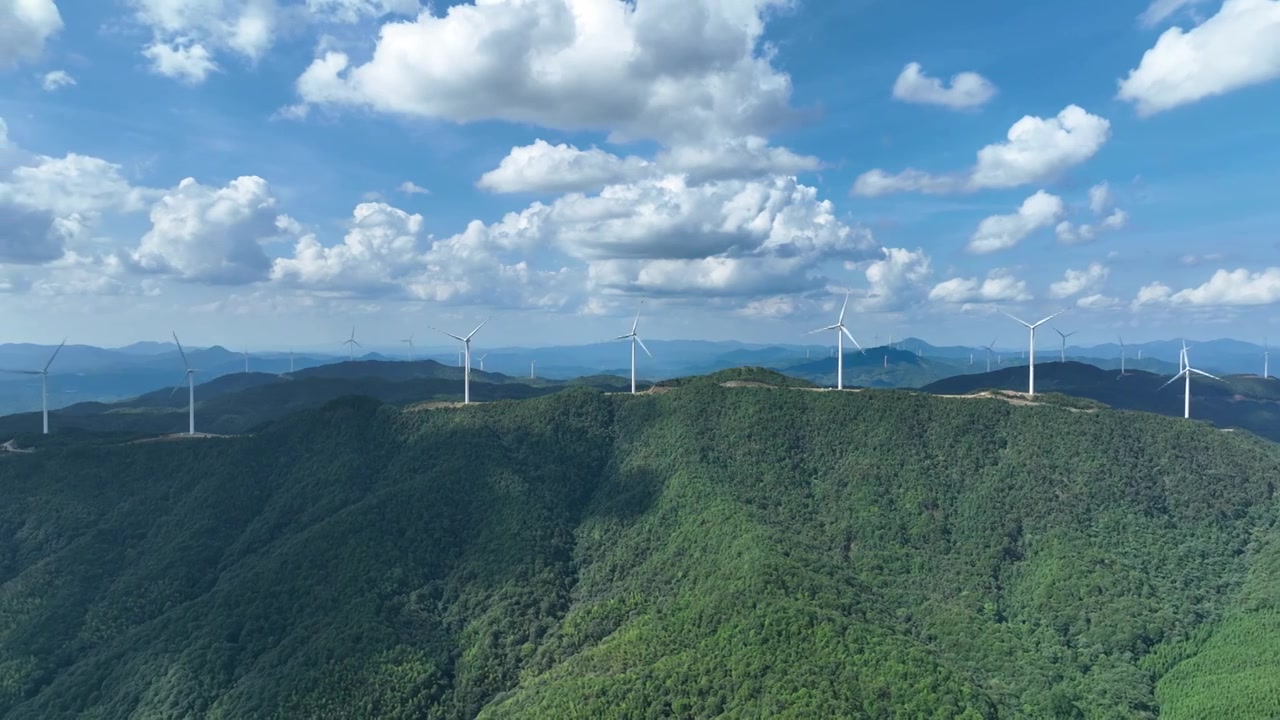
[1,381,1278,718]
[924,360,1280,443]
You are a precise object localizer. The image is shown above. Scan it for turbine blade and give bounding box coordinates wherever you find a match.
[808,324,840,334]
[1189,368,1222,381]
[1031,309,1066,327]
[433,327,466,343]
[466,315,492,341]
[1158,371,1187,390]
[838,291,850,323]
[172,331,190,370]
[44,338,67,373]
[2,369,42,375]
[998,309,1031,328]
[635,335,652,357]
[841,326,862,351]
[631,304,641,334]
[613,333,632,341]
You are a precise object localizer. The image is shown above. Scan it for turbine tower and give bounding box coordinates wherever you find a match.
[1264,338,1270,379]
[808,292,862,390]
[1117,335,1129,376]
[1160,342,1221,419]
[530,359,536,379]
[433,317,489,404]
[243,347,250,373]
[999,309,1066,396]
[289,351,295,374]
[402,335,415,361]
[1053,328,1077,362]
[615,304,652,394]
[3,339,67,434]
[343,327,361,361]
[171,332,197,436]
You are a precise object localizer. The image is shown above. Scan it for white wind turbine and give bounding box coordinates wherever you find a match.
[343,327,361,361]
[999,309,1066,396]
[1160,341,1222,419]
[530,359,536,379]
[982,338,997,372]
[3,339,67,434]
[478,353,488,371]
[170,332,197,436]
[615,304,652,394]
[243,347,250,373]
[402,335,415,361]
[289,350,295,374]
[1053,328,1077,362]
[1117,335,1129,376]
[1264,338,1270,379]
[808,292,862,390]
[433,317,490,404]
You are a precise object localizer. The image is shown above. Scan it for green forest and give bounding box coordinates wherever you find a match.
[1,372,1278,718]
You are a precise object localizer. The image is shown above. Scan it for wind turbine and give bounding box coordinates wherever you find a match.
[1117,335,1129,376]
[289,351,295,374]
[615,304,652,394]
[170,332,197,436]
[3,339,66,434]
[1053,328,1077,362]
[343,327,361,361]
[1264,338,1270,379]
[808,292,862,390]
[982,338,997,372]
[530,359,536,379]
[243,347,250,373]
[433,317,490,404]
[999,308,1066,396]
[477,353,488,371]
[1160,342,1222,419]
[401,335,415,361]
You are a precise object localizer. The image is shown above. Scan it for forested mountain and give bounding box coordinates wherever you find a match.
[923,361,1280,443]
[1,374,1278,718]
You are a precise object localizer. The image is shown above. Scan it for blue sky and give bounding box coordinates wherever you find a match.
[0,0,1278,352]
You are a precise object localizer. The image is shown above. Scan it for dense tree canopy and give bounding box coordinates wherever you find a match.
[0,379,1277,718]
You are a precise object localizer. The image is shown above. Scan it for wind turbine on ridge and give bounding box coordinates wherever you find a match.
[1053,328,1077,362]
[343,327,361,361]
[530,359,536,379]
[1264,337,1270,379]
[615,303,652,394]
[1160,341,1222,419]
[808,292,862,390]
[402,335,415,361]
[1117,335,1129,377]
[477,353,488,371]
[3,339,67,434]
[169,332,197,436]
[999,308,1066,396]
[243,347,250,373]
[982,338,997,373]
[432,317,490,404]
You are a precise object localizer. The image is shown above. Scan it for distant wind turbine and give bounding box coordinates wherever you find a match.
[243,347,250,373]
[433,317,490,404]
[478,353,488,371]
[402,335,415,361]
[1160,341,1222,419]
[3,338,66,434]
[982,338,997,373]
[999,309,1066,396]
[170,332,197,436]
[1264,338,1270,379]
[530,359,536,379]
[343,327,361,361]
[615,303,652,394]
[808,292,862,390]
[288,350,295,374]
[1053,328,1077,362]
[1117,335,1129,376]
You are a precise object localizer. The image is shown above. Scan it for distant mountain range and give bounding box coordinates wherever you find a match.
[0,337,1269,416]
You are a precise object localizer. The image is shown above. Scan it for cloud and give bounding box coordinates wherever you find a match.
[41,69,75,91]
[1135,267,1280,306]
[853,247,932,311]
[1180,252,1223,266]
[293,0,796,144]
[130,176,283,284]
[0,153,157,216]
[0,202,68,264]
[271,201,426,293]
[477,140,653,194]
[1077,293,1119,309]
[304,0,421,24]
[1055,182,1128,244]
[397,180,429,195]
[967,190,1064,254]
[929,269,1031,304]
[852,105,1111,196]
[891,62,996,109]
[0,0,62,70]
[1119,0,1280,116]
[477,135,818,195]
[1049,262,1109,299]
[142,41,219,84]
[1139,0,1213,26]
[1088,182,1112,214]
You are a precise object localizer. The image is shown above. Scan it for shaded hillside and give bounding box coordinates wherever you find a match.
[1,384,1278,717]
[923,361,1280,443]
[783,347,972,388]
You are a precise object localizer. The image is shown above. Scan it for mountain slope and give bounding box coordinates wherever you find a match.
[0,383,1277,717]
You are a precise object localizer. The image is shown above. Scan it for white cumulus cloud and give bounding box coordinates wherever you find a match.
[1049,262,1109,299]
[1135,267,1280,306]
[0,0,62,70]
[929,269,1031,304]
[967,190,1064,254]
[891,62,996,109]
[853,105,1111,196]
[1119,0,1280,116]
[41,69,75,91]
